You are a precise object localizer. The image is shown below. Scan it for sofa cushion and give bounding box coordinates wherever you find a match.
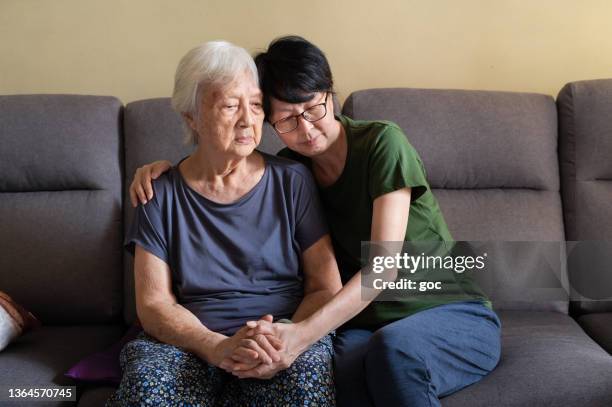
[441,311,612,407]
[578,313,612,354]
[0,325,123,406]
[343,88,559,191]
[433,189,564,242]
[0,95,122,192]
[0,325,123,385]
[77,386,117,407]
[558,79,612,239]
[565,240,612,314]
[0,95,124,324]
[343,89,567,312]
[558,79,612,315]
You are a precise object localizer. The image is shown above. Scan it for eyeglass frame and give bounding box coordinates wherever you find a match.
[271,92,329,134]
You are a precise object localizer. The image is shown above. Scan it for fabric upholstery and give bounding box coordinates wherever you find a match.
[558,79,612,240]
[578,312,612,354]
[558,80,612,236]
[434,189,564,241]
[0,325,123,406]
[0,95,122,192]
[0,95,123,324]
[558,79,612,314]
[343,89,567,312]
[77,386,117,407]
[343,88,559,191]
[441,311,612,407]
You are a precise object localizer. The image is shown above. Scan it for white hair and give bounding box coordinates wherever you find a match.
[171,41,258,144]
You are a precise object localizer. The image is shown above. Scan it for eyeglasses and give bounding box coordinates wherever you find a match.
[272,93,329,134]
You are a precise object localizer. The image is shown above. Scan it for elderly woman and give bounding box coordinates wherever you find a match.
[106,41,341,406]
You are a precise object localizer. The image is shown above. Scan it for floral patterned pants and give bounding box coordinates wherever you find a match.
[106,332,335,407]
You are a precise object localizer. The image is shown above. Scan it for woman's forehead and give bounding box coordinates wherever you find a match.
[208,75,261,100]
[270,92,324,113]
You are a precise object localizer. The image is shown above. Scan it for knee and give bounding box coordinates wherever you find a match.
[280,367,335,405]
[116,361,203,406]
[283,349,335,398]
[290,350,333,382]
[365,327,428,377]
[113,364,167,406]
[119,338,182,389]
[295,336,334,372]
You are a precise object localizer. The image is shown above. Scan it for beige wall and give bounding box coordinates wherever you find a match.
[1,0,611,104]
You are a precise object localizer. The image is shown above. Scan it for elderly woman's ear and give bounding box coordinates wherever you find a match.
[182,112,196,130]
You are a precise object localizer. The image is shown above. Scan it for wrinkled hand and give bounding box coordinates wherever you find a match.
[129,160,172,207]
[220,316,305,379]
[209,317,282,369]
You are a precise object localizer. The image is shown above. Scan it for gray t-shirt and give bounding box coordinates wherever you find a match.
[126,153,327,335]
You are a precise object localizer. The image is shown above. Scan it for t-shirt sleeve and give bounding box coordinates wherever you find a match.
[125,193,169,264]
[368,124,429,202]
[293,168,329,252]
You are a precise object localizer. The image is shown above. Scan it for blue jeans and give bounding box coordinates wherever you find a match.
[334,301,501,407]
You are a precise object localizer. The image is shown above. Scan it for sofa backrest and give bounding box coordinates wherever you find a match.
[122,98,285,323]
[343,88,567,312]
[3,85,609,323]
[0,95,124,324]
[558,79,612,315]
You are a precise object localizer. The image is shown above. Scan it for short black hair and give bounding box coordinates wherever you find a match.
[254,36,334,118]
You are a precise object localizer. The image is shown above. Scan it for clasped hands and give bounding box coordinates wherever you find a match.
[215,315,303,380]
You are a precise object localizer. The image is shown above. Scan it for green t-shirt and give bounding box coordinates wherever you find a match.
[278,115,489,330]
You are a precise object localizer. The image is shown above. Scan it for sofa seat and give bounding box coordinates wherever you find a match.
[578,313,612,355]
[77,386,117,407]
[0,325,123,407]
[59,313,612,407]
[441,311,612,407]
[70,312,612,407]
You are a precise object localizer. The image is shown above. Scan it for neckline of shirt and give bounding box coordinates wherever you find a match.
[173,153,270,208]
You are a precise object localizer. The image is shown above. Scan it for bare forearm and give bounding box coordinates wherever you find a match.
[297,272,373,348]
[138,301,225,363]
[296,189,411,344]
[291,289,337,323]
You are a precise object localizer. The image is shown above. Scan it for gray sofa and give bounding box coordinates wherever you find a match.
[1,79,611,406]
